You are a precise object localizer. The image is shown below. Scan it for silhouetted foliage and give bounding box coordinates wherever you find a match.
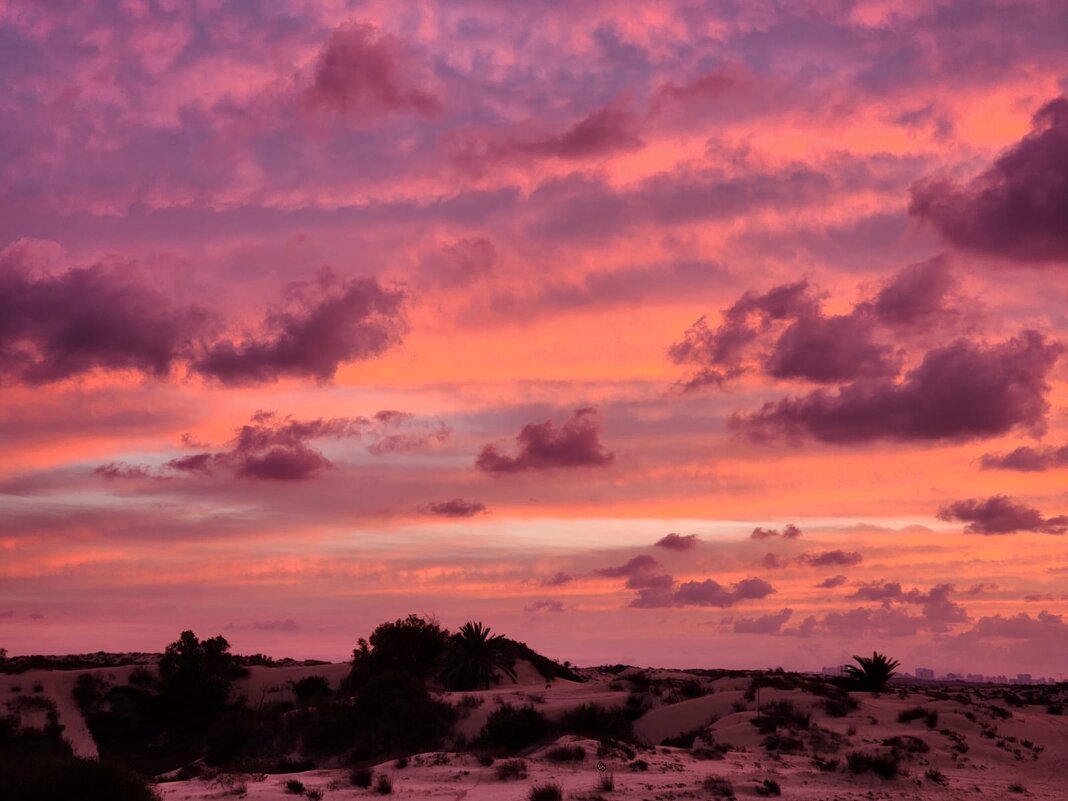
[350,767,373,787]
[847,749,901,778]
[844,652,899,692]
[292,675,332,704]
[544,744,585,762]
[441,622,518,691]
[158,631,248,734]
[477,704,552,753]
[529,783,563,801]
[346,615,449,690]
[897,706,938,727]
[494,758,527,780]
[558,702,636,742]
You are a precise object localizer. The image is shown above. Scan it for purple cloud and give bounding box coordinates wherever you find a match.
[910,97,1068,264]
[937,494,1067,535]
[733,608,793,634]
[421,499,487,518]
[476,407,614,473]
[655,532,701,550]
[732,331,1062,444]
[750,524,802,540]
[980,444,1068,472]
[799,550,863,567]
[815,575,847,589]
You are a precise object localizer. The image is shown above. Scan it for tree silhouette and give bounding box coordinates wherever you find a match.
[158,630,248,733]
[346,615,449,689]
[845,651,900,692]
[440,621,518,691]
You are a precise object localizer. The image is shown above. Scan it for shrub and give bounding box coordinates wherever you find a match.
[394,756,408,768]
[882,735,930,754]
[529,783,563,801]
[127,667,156,689]
[347,615,449,690]
[822,697,857,717]
[32,681,44,693]
[703,776,735,796]
[925,768,948,785]
[478,704,551,753]
[599,771,615,791]
[306,791,323,801]
[847,750,900,779]
[1008,783,1027,793]
[292,675,332,704]
[545,744,585,762]
[284,779,306,794]
[1048,703,1063,715]
[158,630,249,735]
[495,759,528,780]
[559,702,636,741]
[274,757,315,773]
[897,706,938,727]
[375,773,393,794]
[752,701,811,733]
[350,767,373,787]
[762,733,804,753]
[812,756,840,772]
[629,759,649,771]
[476,752,494,766]
[755,778,782,796]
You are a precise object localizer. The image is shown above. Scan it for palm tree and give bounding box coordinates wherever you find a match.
[440,621,518,691]
[845,651,900,692]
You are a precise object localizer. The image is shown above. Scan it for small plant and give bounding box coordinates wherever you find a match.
[599,771,615,791]
[32,682,44,693]
[529,782,563,801]
[702,775,735,796]
[812,756,840,772]
[629,759,649,771]
[1008,782,1027,793]
[847,750,900,779]
[394,756,408,768]
[545,744,585,762]
[495,759,527,780]
[375,773,393,794]
[306,790,323,801]
[755,778,782,796]
[925,768,948,785]
[476,752,494,766]
[350,767,373,788]
[284,779,306,795]
[897,706,938,727]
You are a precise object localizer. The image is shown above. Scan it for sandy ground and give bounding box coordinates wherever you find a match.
[5,663,1065,800]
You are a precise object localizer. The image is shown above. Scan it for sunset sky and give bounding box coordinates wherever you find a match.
[1,0,1065,677]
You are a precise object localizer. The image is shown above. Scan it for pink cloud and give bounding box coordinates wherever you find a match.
[476,407,614,473]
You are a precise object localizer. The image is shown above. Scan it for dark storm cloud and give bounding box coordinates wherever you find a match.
[910,97,1068,264]
[476,407,614,473]
[937,495,1067,535]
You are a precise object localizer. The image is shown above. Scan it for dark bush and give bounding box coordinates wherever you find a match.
[495,759,528,780]
[847,750,900,779]
[292,675,332,704]
[560,702,636,741]
[529,782,563,801]
[897,706,938,727]
[599,771,615,791]
[755,778,782,796]
[284,779,306,794]
[882,735,929,754]
[477,704,551,753]
[375,773,393,794]
[762,733,804,753]
[545,744,585,762]
[158,630,249,735]
[394,755,408,768]
[350,767,373,787]
[346,615,449,690]
[925,768,948,785]
[822,697,857,717]
[752,700,811,733]
[629,759,649,771]
[703,775,734,796]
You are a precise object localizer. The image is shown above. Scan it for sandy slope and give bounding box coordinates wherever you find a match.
[5,663,1065,800]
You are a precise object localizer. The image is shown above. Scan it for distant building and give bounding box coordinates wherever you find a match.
[966,673,985,683]
[915,667,935,680]
[821,664,851,677]
[1017,673,1033,685]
